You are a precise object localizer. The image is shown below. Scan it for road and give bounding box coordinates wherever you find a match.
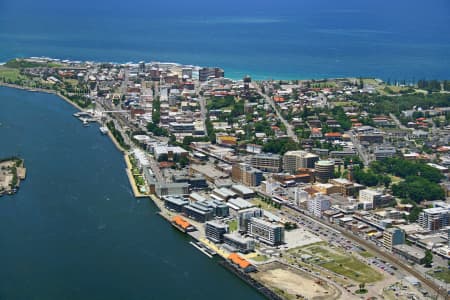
[256,84,299,143]
[389,113,409,131]
[198,87,208,136]
[349,131,371,166]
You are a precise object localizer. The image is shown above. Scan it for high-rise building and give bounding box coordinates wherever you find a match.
[231,163,263,187]
[247,217,285,246]
[419,207,450,231]
[314,160,335,183]
[283,150,319,173]
[237,207,263,232]
[199,67,224,81]
[383,227,405,251]
[250,153,282,173]
[307,194,332,217]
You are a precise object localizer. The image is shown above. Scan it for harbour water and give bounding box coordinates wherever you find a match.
[0,86,263,299]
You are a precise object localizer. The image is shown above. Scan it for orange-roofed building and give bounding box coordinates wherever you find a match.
[325,132,343,141]
[227,253,255,272]
[171,215,195,233]
[273,96,285,103]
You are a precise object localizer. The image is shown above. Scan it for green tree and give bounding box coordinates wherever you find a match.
[424,250,433,268]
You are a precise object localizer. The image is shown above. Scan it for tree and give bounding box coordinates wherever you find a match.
[424,250,433,268]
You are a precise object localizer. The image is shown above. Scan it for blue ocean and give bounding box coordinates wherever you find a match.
[1,0,449,80]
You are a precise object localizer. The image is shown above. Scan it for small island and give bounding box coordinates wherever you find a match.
[0,157,26,195]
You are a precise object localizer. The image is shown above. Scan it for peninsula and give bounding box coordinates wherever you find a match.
[1,57,450,300]
[0,157,26,195]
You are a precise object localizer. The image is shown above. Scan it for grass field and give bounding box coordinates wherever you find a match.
[427,267,450,284]
[297,244,383,283]
[228,219,238,232]
[252,254,269,262]
[0,68,25,82]
[251,198,280,212]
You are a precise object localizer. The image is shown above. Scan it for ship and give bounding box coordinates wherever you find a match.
[99,126,109,135]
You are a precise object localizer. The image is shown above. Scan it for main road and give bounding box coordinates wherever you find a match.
[256,83,299,143]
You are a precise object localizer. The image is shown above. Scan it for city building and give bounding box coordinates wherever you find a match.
[199,67,224,81]
[314,160,335,183]
[204,200,230,218]
[155,182,190,197]
[205,221,229,243]
[227,197,254,211]
[247,217,285,246]
[359,189,393,208]
[223,233,255,253]
[383,227,405,251]
[419,207,450,231]
[392,244,426,264]
[283,150,319,173]
[183,202,215,222]
[153,145,189,160]
[374,146,397,161]
[330,178,365,197]
[307,194,332,217]
[250,153,282,173]
[163,195,189,212]
[237,207,263,232]
[231,163,263,187]
[231,184,255,199]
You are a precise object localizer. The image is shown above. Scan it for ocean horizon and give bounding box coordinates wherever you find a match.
[1,0,450,81]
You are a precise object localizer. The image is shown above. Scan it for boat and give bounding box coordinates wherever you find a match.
[99,126,109,135]
[82,119,89,127]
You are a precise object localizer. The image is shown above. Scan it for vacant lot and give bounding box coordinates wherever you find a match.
[254,262,341,300]
[291,243,383,283]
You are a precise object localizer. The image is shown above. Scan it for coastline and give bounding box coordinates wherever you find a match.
[0,82,85,112]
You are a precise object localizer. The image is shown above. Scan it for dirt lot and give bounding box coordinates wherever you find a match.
[253,262,342,300]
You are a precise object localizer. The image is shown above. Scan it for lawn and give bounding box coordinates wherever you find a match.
[252,254,269,262]
[228,219,238,232]
[299,244,383,283]
[427,267,450,284]
[251,198,280,212]
[0,68,25,82]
